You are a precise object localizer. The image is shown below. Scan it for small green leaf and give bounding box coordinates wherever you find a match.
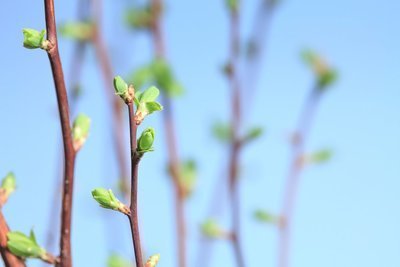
[145,254,160,267]
[139,86,160,103]
[114,76,129,96]
[201,219,224,239]
[131,66,153,90]
[145,102,163,114]
[308,149,333,164]
[243,127,263,142]
[137,127,155,153]
[91,188,127,214]
[22,29,46,49]
[59,21,94,41]
[254,210,280,224]
[1,172,16,196]
[7,231,46,259]
[151,59,184,97]
[212,122,232,142]
[72,113,91,150]
[107,253,132,267]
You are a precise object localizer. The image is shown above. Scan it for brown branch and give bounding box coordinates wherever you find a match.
[127,103,144,267]
[44,0,76,266]
[91,0,129,198]
[278,88,321,267]
[0,213,26,267]
[149,1,187,267]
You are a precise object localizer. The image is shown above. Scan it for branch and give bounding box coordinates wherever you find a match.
[0,213,26,267]
[278,88,321,267]
[150,1,187,267]
[127,103,144,267]
[44,0,76,266]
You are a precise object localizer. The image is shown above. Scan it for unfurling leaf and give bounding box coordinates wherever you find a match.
[254,210,280,225]
[107,253,132,267]
[7,230,46,260]
[137,127,155,153]
[135,86,163,124]
[91,188,130,215]
[145,254,160,267]
[22,29,47,50]
[301,49,337,90]
[1,172,16,197]
[114,76,134,104]
[59,21,94,41]
[178,160,197,198]
[72,113,91,151]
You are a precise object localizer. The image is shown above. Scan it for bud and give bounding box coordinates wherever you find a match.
[113,76,134,104]
[178,160,197,198]
[22,29,47,50]
[137,128,155,153]
[145,254,160,267]
[91,188,130,215]
[226,0,238,12]
[1,172,16,197]
[72,113,91,151]
[7,230,46,260]
[254,210,280,225]
[125,7,153,30]
[107,253,131,267]
[302,149,332,165]
[201,219,226,239]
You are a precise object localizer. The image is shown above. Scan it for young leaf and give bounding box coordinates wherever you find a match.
[1,172,16,196]
[7,231,47,260]
[201,219,225,239]
[243,127,263,143]
[139,86,160,103]
[91,188,130,215]
[254,210,280,225]
[107,253,132,267]
[72,113,91,151]
[59,21,94,41]
[22,29,46,49]
[225,0,238,12]
[145,254,160,267]
[145,102,163,114]
[114,76,129,96]
[125,7,153,30]
[306,149,333,164]
[137,127,155,153]
[212,122,232,142]
[178,160,197,198]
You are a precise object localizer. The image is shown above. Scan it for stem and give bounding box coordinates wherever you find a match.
[91,0,129,198]
[44,0,76,266]
[278,88,321,267]
[127,103,143,267]
[227,4,246,267]
[0,213,26,267]
[150,1,187,267]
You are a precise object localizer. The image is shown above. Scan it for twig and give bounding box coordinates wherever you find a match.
[44,0,76,266]
[127,103,144,267]
[0,213,26,267]
[150,1,187,267]
[278,88,321,267]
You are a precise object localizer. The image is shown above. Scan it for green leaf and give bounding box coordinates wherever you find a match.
[244,127,263,142]
[131,66,153,90]
[212,122,232,142]
[91,188,122,211]
[113,76,128,96]
[125,7,153,30]
[1,172,16,196]
[107,253,132,267]
[72,113,91,150]
[22,29,46,49]
[59,21,94,41]
[151,59,184,97]
[309,149,333,164]
[318,69,337,89]
[139,86,160,103]
[7,231,46,259]
[137,127,155,153]
[145,102,163,114]
[201,219,224,239]
[179,160,197,198]
[254,210,280,224]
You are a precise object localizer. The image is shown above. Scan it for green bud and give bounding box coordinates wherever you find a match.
[72,113,91,151]
[91,188,130,215]
[145,254,160,267]
[1,172,16,196]
[7,230,46,260]
[254,210,280,225]
[59,21,94,41]
[178,160,197,198]
[226,0,238,12]
[137,127,155,153]
[107,253,131,267]
[22,29,47,49]
[201,219,225,239]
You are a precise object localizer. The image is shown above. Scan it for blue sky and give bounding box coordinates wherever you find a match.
[1,0,400,266]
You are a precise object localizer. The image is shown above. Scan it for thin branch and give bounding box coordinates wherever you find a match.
[0,213,26,267]
[150,1,187,267]
[44,0,76,266]
[278,88,321,267]
[127,103,144,267]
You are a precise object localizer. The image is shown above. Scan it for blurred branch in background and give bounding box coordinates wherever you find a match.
[278,50,337,267]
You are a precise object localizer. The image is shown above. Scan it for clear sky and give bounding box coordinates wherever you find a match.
[0,0,399,266]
